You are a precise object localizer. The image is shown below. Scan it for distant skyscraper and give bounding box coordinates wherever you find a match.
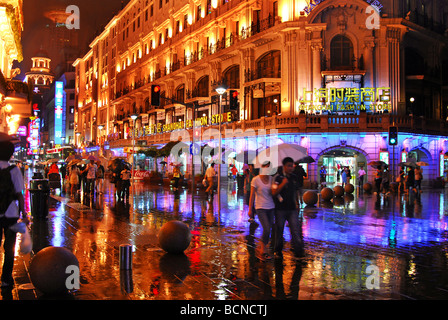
[42,7,80,72]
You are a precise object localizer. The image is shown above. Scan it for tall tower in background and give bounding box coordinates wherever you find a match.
[42,6,80,76]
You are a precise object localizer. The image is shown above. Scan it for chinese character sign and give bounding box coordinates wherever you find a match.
[298,87,392,113]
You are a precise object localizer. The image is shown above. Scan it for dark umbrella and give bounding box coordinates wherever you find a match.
[296,155,315,164]
[368,160,386,167]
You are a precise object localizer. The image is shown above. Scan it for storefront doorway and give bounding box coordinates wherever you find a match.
[318,148,368,186]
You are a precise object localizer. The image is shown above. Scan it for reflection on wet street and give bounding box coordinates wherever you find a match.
[9,174,448,299]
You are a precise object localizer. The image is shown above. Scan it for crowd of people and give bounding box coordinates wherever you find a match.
[66,160,105,198]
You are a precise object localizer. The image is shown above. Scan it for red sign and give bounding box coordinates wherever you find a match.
[133,170,150,180]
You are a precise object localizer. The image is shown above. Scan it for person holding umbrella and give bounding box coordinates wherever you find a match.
[415,166,423,193]
[271,157,304,260]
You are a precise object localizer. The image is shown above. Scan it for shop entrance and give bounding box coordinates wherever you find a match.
[318,148,368,186]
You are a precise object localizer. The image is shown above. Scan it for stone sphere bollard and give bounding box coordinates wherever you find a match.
[320,187,334,201]
[158,220,192,254]
[363,183,373,193]
[344,183,354,194]
[333,185,344,197]
[303,190,318,206]
[29,246,79,295]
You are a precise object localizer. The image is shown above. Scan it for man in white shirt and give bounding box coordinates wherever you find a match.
[358,166,366,189]
[0,134,27,287]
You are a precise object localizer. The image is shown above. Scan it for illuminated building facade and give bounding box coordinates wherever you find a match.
[0,0,31,136]
[74,0,448,185]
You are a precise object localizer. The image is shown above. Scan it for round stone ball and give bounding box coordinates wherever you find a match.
[320,187,334,201]
[29,246,79,295]
[363,183,373,192]
[333,185,344,197]
[158,220,192,254]
[344,183,354,194]
[303,190,318,206]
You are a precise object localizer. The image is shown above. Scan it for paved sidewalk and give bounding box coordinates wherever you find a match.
[2,180,448,301]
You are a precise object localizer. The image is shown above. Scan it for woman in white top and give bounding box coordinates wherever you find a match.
[248,162,275,260]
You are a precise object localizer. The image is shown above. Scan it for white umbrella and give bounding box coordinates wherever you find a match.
[252,143,308,168]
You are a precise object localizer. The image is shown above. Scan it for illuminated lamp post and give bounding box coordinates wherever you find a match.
[215,84,228,209]
[130,114,138,187]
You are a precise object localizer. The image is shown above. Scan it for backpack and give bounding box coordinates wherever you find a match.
[0,165,17,214]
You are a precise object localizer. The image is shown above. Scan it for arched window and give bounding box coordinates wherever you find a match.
[196,76,209,97]
[256,51,281,78]
[176,84,185,103]
[144,97,150,111]
[330,35,354,70]
[223,65,239,89]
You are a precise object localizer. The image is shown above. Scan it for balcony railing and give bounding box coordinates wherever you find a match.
[6,80,31,101]
[113,12,278,102]
[108,113,448,148]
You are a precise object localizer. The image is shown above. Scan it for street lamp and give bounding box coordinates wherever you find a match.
[215,84,228,208]
[410,97,415,116]
[130,114,138,187]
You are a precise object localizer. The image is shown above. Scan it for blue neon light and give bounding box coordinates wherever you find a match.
[55,81,64,145]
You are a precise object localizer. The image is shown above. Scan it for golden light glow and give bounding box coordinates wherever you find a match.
[7,114,20,135]
[211,0,218,9]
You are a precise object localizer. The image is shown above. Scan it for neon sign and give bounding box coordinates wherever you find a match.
[299,87,391,113]
[27,117,40,154]
[55,81,64,145]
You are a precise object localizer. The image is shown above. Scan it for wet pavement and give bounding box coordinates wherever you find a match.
[2,171,448,301]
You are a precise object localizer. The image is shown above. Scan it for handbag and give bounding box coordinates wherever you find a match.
[19,228,33,255]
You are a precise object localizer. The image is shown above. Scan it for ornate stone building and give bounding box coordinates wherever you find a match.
[74,0,448,184]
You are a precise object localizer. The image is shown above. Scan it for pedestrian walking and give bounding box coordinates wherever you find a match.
[205,163,216,196]
[406,166,416,194]
[357,166,366,189]
[319,166,327,190]
[231,165,238,180]
[248,161,275,261]
[374,166,382,194]
[173,166,181,191]
[69,164,80,197]
[244,164,256,205]
[341,167,347,188]
[0,136,28,287]
[381,165,390,194]
[120,165,132,200]
[293,163,307,205]
[415,166,423,193]
[398,167,405,193]
[271,157,304,260]
[96,161,105,194]
[82,160,97,195]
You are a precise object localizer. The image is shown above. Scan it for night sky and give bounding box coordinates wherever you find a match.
[14,0,127,79]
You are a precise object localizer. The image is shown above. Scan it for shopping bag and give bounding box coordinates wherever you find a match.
[19,228,33,255]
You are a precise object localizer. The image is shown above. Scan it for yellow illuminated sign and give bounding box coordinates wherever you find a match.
[299,87,391,112]
[134,112,233,137]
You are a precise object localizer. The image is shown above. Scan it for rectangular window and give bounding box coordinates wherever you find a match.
[197,5,201,21]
